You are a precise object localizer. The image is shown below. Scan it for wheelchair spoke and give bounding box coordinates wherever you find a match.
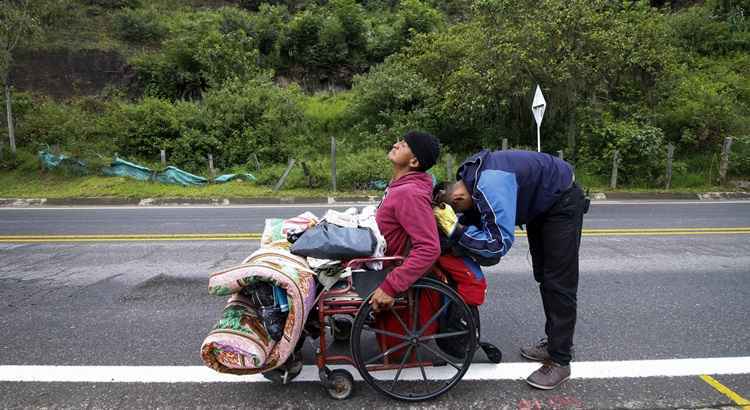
[411,288,420,333]
[414,344,428,381]
[365,340,411,365]
[389,345,414,393]
[362,325,409,340]
[419,330,470,341]
[418,341,464,371]
[389,306,411,335]
[416,301,450,336]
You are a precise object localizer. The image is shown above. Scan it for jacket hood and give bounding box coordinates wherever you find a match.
[456,150,489,196]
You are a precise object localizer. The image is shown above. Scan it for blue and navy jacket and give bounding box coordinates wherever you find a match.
[451,150,574,265]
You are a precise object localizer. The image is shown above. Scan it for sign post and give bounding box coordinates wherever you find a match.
[531,85,546,152]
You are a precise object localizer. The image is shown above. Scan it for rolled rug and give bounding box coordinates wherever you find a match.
[201,293,275,374]
[202,248,317,374]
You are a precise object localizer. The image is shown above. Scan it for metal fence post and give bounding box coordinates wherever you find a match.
[719,137,733,185]
[331,136,337,192]
[160,150,166,167]
[446,154,454,182]
[610,150,620,190]
[208,154,215,178]
[502,138,508,151]
[251,153,260,171]
[665,144,674,190]
[557,150,564,160]
[274,158,296,192]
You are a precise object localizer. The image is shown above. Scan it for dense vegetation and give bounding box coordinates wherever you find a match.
[2,0,749,190]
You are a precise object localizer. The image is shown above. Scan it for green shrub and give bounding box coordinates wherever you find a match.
[281,0,369,72]
[0,149,39,172]
[14,98,103,153]
[397,0,445,40]
[131,9,264,99]
[657,61,748,149]
[348,59,437,146]
[336,147,391,190]
[113,8,167,44]
[580,117,667,186]
[112,97,189,161]
[181,77,308,170]
[730,135,750,176]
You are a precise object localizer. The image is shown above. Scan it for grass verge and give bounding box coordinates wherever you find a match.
[0,171,379,199]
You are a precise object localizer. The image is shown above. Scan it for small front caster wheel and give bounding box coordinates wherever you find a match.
[326,369,354,400]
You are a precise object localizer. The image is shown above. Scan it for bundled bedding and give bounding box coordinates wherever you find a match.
[201,208,385,375]
[200,247,316,374]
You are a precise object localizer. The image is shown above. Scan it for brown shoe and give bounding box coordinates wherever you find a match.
[520,338,551,362]
[526,361,571,390]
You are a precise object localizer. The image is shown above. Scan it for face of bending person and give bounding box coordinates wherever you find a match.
[449,180,474,212]
[387,139,421,170]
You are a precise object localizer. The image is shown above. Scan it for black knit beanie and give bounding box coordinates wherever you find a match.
[403,131,440,171]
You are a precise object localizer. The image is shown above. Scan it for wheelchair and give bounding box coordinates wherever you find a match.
[303,255,496,401]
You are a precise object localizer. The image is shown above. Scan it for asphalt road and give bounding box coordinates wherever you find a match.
[1,201,749,409]
[0,200,748,235]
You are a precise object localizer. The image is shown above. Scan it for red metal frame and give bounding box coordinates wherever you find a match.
[314,256,439,371]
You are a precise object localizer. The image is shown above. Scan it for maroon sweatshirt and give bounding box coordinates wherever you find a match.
[375,172,440,296]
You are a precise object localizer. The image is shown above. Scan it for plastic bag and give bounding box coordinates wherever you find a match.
[262,212,319,248]
[358,205,387,269]
[290,221,377,260]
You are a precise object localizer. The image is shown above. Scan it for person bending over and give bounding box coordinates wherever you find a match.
[434,149,588,390]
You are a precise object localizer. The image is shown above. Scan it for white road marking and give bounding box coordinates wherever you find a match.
[2,357,749,383]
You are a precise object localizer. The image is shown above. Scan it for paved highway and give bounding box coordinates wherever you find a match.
[1,200,749,408]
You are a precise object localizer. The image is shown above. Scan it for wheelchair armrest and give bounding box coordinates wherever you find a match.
[345,256,404,271]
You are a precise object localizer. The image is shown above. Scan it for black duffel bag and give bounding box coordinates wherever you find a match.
[290,221,377,260]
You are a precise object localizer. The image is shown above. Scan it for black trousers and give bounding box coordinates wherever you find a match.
[526,183,586,366]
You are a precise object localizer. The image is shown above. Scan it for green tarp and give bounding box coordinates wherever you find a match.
[154,166,209,186]
[38,150,89,176]
[213,173,257,183]
[101,157,153,181]
[40,151,255,187]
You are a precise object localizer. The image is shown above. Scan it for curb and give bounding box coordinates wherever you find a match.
[1,192,748,207]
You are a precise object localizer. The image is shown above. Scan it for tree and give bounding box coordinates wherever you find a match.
[0,0,43,154]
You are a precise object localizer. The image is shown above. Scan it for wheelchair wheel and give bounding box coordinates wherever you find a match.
[350,277,477,401]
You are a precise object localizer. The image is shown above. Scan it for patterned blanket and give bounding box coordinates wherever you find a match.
[201,247,317,375]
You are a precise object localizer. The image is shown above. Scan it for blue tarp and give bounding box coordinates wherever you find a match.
[39,152,255,187]
[213,173,257,183]
[154,166,208,186]
[102,157,217,186]
[38,150,89,176]
[101,157,153,181]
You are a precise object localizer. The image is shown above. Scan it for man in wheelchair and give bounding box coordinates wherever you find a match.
[371,130,442,312]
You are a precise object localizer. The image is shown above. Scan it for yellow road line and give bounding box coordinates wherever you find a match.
[700,375,750,409]
[580,227,750,232]
[0,238,261,243]
[0,234,261,239]
[0,227,748,243]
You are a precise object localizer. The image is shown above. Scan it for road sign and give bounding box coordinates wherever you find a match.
[532,85,546,152]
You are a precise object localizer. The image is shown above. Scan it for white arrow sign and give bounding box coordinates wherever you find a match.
[532,85,546,152]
